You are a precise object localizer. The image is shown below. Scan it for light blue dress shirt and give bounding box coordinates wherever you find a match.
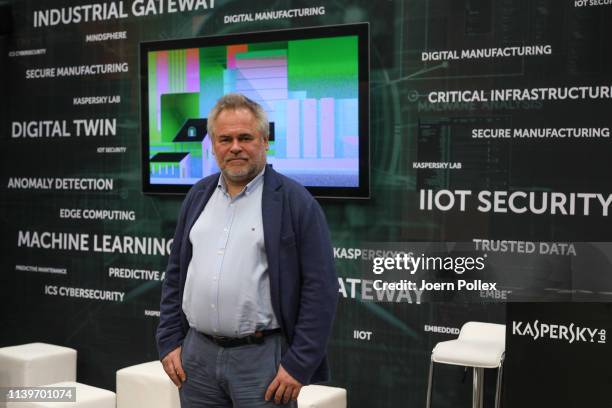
[182,168,279,337]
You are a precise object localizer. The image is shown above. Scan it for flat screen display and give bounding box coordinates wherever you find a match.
[140,23,369,198]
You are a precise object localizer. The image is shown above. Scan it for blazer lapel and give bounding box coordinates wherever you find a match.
[262,166,283,322]
[180,177,219,263]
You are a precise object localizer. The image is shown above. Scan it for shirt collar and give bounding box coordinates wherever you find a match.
[217,166,266,196]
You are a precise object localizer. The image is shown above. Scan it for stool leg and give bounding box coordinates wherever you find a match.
[495,359,505,408]
[472,367,484,408]
[426,358,434,408]
[478,368,484,408]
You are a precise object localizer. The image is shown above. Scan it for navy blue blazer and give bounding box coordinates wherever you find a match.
[156,165,339,384]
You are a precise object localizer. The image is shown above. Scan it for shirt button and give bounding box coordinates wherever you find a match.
[211,304,215,309]
[217,250,223,255]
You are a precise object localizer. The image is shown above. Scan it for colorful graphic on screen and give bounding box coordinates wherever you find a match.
[146,36,360,188]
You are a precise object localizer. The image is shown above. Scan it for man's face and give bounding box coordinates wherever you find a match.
[211,108,269,185]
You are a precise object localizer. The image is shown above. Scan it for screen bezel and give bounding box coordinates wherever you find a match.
[140,23,370,199]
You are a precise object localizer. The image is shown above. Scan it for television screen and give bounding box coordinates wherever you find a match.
[140,23,369,198]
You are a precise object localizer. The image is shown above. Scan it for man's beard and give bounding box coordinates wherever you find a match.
[221,156,265,183]
[223,165,254,182]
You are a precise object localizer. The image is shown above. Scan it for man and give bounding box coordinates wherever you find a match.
[156,93,339,407]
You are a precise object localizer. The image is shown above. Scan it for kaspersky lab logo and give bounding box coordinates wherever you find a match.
[512,320,606,344]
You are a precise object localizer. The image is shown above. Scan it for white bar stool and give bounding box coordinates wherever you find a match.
[0,343,77,387]
[425,322,506,408]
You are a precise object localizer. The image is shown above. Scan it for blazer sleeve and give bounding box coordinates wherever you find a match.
[156,189,195,360]
[280,199,339,384]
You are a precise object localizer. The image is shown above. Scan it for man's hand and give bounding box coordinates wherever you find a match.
[161,346,186,388]
[265,364,303,405]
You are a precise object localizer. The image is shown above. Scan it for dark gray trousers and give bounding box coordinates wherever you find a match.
[180,328,298,408]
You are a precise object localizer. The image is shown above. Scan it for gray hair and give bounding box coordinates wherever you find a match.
[207,93,269,139]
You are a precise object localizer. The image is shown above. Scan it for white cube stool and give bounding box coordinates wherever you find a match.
[0,343,77,387]
[116,360,179,408]
[6,381,115,408]
[298,385,347,408]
